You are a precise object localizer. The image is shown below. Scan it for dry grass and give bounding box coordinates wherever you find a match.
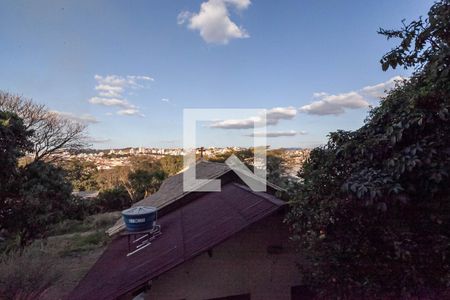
[0,211,121,300]
[48,211,121,236]
[0,244,62,299]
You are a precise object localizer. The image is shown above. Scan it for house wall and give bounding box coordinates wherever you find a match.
[145,211,303,300]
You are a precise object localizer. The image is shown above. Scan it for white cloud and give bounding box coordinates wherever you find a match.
[178,0,250,44]
[299,76,406,116]
[161,98,170,102]
[299,91,369,116]
[266,107,297,125]
[226,0,251,10]
[117,108,145,117]
[89,74,153,117]
[210,106,296,129]
[247,130,306,138]
[360,75,405,98]
[88,97,133,109]
[95,84,124,98]
[210,116,262,129]
[94,74,153,90]
[51,111,98,124]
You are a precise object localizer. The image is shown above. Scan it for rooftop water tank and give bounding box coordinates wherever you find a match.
[122,206,157,232]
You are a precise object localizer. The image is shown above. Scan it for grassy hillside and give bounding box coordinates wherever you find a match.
[0,211,121,299]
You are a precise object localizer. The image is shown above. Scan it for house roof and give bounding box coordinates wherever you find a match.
[106,160,283,236]
[69,182,286,300]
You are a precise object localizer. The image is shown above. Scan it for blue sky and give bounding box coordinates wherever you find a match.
[0,0,434,149]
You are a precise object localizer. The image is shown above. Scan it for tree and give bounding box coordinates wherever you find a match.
[0,111,33,234]
[266,151,286,187]
[209,148,287,186]
[129,155,160,172]
[96,166,129,191]
[287,1,450,298]
[95,186,131,212]
[11,162,73,246]
[0,92,88,161]
[0,111,33,192]
[127,169,167,201]
[159,155,184,175]
[0,110,78,247]
[61,159,99,191]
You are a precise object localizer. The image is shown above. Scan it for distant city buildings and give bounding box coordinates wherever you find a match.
[41,147,311,176]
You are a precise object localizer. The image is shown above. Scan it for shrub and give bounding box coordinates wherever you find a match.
[95,186,131,212]
[59,231,109,257]
[287,1,450,297]
[0,247,62,299]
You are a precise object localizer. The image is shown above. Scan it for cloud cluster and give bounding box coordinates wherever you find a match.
[207,76,405,138]
[299,76,405,116]
[210,106,296,129]
[247,130,307,138]
[299,91,369,116]
[51,111,98,124]
[360,75,404,98]
[88,74,153,117]
[89,97,131,108]
[178,0,250,44]
[266,107,297,125]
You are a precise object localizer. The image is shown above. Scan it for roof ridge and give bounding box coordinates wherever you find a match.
[106,158,283,236]
[230,182,287,206]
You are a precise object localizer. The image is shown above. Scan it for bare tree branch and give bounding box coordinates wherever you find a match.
[0,91,90,162]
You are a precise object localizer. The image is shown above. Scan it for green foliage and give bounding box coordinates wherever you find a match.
[209,148,287,186]
[62,196,97,220]
[287,1,450,297]
[85,211,122,229]
[0,111,33,232]
[95,186,131,211]
[207,148,254,164]
[8,161,74,246]
[127,169,167,201]
[47,211,121,236]
[95,166,128,191]
[0,111,32,191]
[266,150,287,187]
[1,112,78,247]
[129,155,160,172]
[61,159,99,191]
[59,231,109,257]
[159,155,184,175]
[379,0,450,74]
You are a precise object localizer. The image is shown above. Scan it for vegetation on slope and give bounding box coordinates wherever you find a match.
[287,1,450,298]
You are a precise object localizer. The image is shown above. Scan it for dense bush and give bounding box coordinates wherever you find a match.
[0,111,32,189]
[62,159,99,192]
[0,111,33,231]
[95,186,132,212]
[287,1,450,298]
[63,196,98,220]
[0,111,81,247]
[6,161,74,246]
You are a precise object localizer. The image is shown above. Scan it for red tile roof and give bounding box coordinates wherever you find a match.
[69,183,285,300]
